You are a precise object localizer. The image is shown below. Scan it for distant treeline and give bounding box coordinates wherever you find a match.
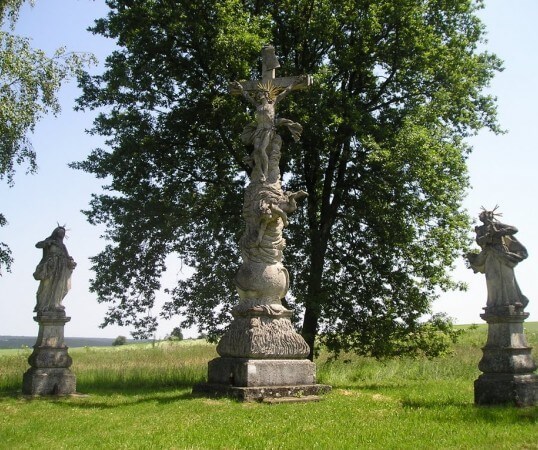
[0,336,139,349]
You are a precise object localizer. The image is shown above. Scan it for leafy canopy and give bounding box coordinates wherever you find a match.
[0,0,95,274]
[74,0,501,357]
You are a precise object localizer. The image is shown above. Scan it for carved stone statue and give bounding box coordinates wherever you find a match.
[194,45,330,401]
[467,208,529,310]
[217,46,312,359]
[467,208,537,406]
[230,79,304,183]
[23,225,77,396]
[33,226,77,313]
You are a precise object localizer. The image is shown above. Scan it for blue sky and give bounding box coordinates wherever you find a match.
[1,0,537,338]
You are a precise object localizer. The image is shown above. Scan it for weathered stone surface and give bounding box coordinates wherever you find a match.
[32,310,70,343]
[194,46,330,401]
[475,373,538,407]
[33,226,77,313]
[207,358,316,387]
[217,46,312,361]
[28,347,73,369]
[477,311,537,374]
[23,311,77,395]
[22,368,76,396]
[193,383,331,402]
[472,308,538,406]
[466,209,537,406]
[216,317,310,359]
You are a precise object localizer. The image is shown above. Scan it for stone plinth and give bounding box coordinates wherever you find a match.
[475,306,537,406]
[194,382,331,402]
[22,311,76,396]
[194,309,331,402]
[194,357,331,402]
[216,301,310,359]
[207,358,316,386]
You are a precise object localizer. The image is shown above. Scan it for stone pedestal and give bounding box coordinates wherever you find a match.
[193,302,331,402]
[194,357,330,402]
[22,311,76,396]
[474,306,537,406]
[207,358,316,386]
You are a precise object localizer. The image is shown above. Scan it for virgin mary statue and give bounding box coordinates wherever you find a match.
[33,226,77,313]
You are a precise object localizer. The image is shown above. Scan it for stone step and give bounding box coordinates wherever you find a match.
[193,382,332,402]
[261,395,321,404]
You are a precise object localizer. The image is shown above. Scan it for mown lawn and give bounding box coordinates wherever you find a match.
[0,325,536,449]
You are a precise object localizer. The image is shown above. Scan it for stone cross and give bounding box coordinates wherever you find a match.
[194,45,331,401]
[229,45,312,95]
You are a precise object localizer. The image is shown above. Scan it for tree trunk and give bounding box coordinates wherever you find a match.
[301,242,326,361]
[302,305,319,361]
[300,136,344,360]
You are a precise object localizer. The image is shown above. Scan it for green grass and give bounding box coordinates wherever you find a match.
[0,328,537,449]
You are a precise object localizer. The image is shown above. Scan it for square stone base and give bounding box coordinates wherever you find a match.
[194,357,331,402]
[22,368,76,396]
[475,373,537,407]
[207,357,316,387]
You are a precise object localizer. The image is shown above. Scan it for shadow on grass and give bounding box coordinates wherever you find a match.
[348,382,409,391]
[399,393,538,420]
[332,383,538,423]
[334,383,471,407]
[1,390,199,409]
[0,389,23,399]
[0,375,207,403]
[53,389,199,410]
[400,398,474,409]
[76,377,203,393]
[471,405,538,423]
[399,395,537,424]
[0,383,208,409]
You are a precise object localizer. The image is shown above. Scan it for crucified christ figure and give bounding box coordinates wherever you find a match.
[229,45,311,183]
[230,78,304,182]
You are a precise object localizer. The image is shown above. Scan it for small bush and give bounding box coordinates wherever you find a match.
[167,327,183,341]
[112,335,127,346]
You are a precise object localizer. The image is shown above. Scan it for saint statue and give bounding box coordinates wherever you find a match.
[467,208,529,309]
[33,226,77,313]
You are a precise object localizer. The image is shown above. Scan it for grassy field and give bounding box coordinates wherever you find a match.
[0,324,536,449]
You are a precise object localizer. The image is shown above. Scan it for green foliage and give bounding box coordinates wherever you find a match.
[0,0,95,275]
[322,313,463,359]
[0,212,12,272]
[0,0,32,27]
[111,335,127,346]
[167,326,184,341]
[74,0,502,357]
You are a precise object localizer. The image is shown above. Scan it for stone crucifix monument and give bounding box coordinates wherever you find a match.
[194,45,330,401]
[22,226,77,396]
[467,208,537,406]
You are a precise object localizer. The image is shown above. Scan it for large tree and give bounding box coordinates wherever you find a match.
[74,0,502,357]
[0,0,94,274]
